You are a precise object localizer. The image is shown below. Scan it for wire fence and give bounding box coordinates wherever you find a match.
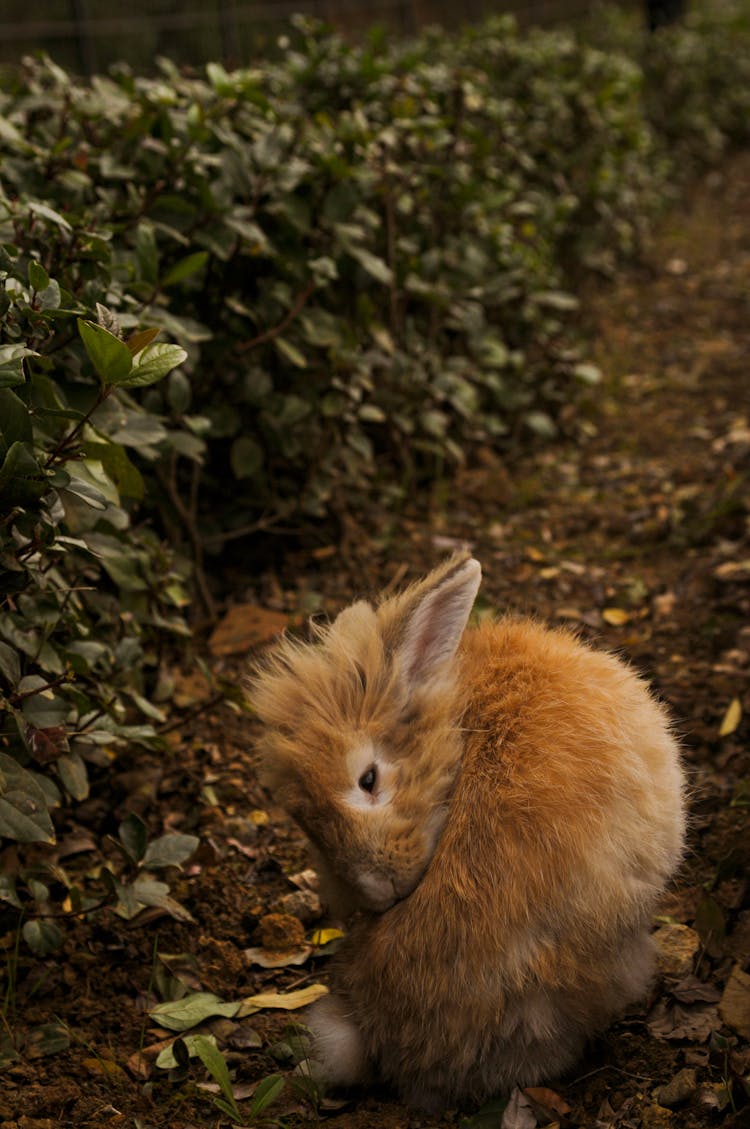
[0,0,600,73]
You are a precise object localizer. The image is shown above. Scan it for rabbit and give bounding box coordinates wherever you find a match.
[248,554,686,1111]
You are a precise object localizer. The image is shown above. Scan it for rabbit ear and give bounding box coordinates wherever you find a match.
[395,557,481,689]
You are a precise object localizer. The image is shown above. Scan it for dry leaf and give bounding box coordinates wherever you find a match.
[523,1086,571,1116]
[602,607,630,626]
[244,945,312,969]
[208,604,289,656]
[238,983,329,1016]
[719,964,750,1038]
[647,999,721,1042]
[718,697,742,737]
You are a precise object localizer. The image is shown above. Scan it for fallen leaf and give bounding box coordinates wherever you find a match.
[208,604,289,656]
[647,999,721,1042]
[149,991,239,1032]
[83,1056,127,1080]
[523,1086,570,1117]
[244,945,312,969]
[668,975,721,1004]
[718,698,742,737]
[154,1032,218,1070]
[719,965,750,1039]
[311,928,345,947]
[238,983,328,1016]
[602,607,630,626]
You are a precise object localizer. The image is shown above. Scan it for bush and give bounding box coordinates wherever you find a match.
[1,2,750,922]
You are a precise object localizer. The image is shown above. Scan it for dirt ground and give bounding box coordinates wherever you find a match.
[1,154,749,1129]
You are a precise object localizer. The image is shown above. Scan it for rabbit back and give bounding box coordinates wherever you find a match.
[312,615,684,1107]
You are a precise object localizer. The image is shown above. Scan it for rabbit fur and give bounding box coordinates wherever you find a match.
[249,555,686,1110]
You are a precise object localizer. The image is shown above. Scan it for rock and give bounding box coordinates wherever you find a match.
[653,923,700,979]
[719,964,750,1039]
[655,1068,697,1107]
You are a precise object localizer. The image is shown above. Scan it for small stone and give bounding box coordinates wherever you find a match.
[653,923,700,979]
[655,1068,697,1107]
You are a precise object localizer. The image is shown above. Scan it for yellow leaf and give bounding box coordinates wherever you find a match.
[602,607,630,626]
[83,1057,127,1080]
[719,698,742,737]
[237,983,328,1017]
[310,928,344,947]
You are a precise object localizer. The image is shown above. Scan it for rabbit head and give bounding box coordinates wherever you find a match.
[249,554,481,914]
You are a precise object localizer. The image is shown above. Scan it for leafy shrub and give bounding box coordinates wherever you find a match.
[589,0,750,168]
[0,179,194,921]
[0,18,664,543]
[1,1,750,927]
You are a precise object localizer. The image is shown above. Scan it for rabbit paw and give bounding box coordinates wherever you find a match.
[301,994,370,1089]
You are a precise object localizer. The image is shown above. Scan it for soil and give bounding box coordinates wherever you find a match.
[1,155,750,1129]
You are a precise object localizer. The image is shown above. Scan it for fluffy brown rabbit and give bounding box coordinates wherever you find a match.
[249,555,685,1110]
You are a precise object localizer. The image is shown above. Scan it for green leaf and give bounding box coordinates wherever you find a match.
[0,874,22,908]
[155,1033,217,1070]
[77,319,133,385]
[348,246,393,285]
[119,343,188,389]
[0,641,21,687]
[0,345,37,389]
[28,202,72,233]
[82,441,144,501]
[57,751,89,801]
[19,680,68,728]
[192,1035,241,1119]
[118,813,148,863]
[274,336,307,368]
[22,920,64,956]
[0,441,46,506]
[149,992,240,1033]
[161,251,209,288]
[0,389,33,447]
[230,436,264,479]
[0,753,55,843]
[142,832,199,870]
[250,1073,285,1117]
[28,261,50,291]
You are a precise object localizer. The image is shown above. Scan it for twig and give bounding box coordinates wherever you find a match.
[44,385,112,469]
[157,691,226,736]
[234,279,316,354]
[155,452,216,619]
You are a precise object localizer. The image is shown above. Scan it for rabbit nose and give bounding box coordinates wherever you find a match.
[357,871,398,912]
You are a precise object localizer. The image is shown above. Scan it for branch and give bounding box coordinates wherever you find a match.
[234,280,316,355]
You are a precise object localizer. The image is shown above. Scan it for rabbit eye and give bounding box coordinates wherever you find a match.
[359,766,377,794]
